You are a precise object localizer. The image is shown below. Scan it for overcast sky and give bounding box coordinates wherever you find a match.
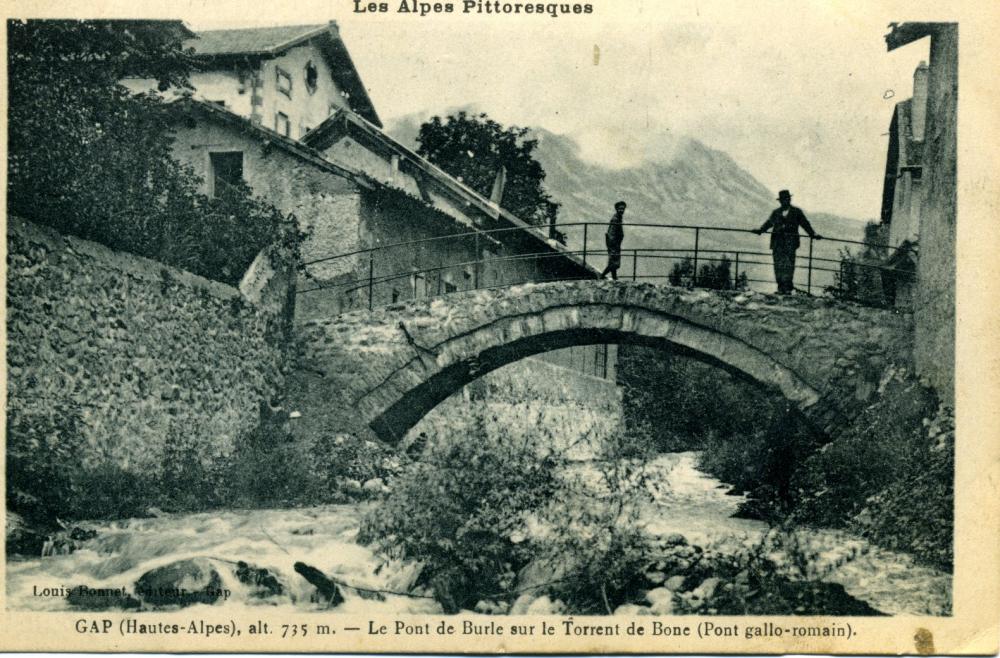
[185,2,930,220]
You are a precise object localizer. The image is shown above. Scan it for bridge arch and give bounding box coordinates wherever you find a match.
[290,281,910,444]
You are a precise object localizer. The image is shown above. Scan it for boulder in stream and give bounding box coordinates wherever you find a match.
[134,558,224,608]
[234,561,284,598]
[293,562,344,607]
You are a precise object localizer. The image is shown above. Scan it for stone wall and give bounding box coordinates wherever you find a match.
[912,26,957,404]
[6,216,288,472]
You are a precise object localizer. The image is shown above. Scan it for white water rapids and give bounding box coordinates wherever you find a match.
[6,452,950,616]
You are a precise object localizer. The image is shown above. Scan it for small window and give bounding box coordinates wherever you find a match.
[276,66,292,98]
[444,280,458,294]
[209,152,243,198]
[391,288,400,303]
[275,112,290,137]
[304,61,318,94]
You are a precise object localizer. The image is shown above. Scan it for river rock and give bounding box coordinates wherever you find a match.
[134,558,223,607]
[646,587,675,614]
[525,595,567,615]
[644,570,666,585]
[665,575,687,591]
[234,561,283,598]
[694,577,722,600]
[474,599,510,615]
[293,562,344,607]
[662,533,687,547]
[362,478,388,494]
[613,603,652,616]
[508,593,535,615]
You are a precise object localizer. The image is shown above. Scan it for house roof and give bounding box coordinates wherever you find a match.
[183,23,326,55]
[183,22,381,127]
[171,99,496,247]
[177,98,592,275]
[176,97,377,190]
[300,108,590,271]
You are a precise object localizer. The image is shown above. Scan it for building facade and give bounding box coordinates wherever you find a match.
[881,23,957,402]
[150,23,617,385]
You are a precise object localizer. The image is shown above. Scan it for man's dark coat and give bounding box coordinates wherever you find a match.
[759,205,817,251]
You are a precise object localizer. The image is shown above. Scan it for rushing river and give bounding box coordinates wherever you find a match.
[6,452,950,616]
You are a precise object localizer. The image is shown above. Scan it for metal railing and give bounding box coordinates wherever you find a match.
[296,221,915,311]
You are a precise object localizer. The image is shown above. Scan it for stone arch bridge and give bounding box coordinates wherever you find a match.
[288,281,912,444]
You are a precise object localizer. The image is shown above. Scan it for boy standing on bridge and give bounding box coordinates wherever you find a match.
[600,201,627,280]
[753,190,822,294]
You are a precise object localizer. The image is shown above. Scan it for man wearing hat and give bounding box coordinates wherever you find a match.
[600,201,627,280]
[753,190,822,294]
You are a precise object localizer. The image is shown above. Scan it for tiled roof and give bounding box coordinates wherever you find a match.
[182,24,328,56]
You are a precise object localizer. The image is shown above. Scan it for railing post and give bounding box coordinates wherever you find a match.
[734,252,740,290]
[632,249,638,281]
[582,223,588,268]
[473,232,480,290]
[367,251,374,311]
[692,228,700,287]
[807,237,814,295]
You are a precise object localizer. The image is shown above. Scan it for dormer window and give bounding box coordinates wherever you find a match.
[276,66,292,98]
[304,61,318,94]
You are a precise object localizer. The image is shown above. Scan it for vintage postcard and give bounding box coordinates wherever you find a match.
[1,0,998,654]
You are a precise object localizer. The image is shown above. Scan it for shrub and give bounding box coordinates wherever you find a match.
[787,372,938,527]
[847,404,954,570]
[543,519,650,614]
[698,412,823,520]
[216,415,336,509]
[360,413,562,612]
[69,463,157,521]
[7,403,155,525]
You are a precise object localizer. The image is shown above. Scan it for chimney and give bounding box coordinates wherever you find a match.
[912,60,929,142]
[489,166,507,206]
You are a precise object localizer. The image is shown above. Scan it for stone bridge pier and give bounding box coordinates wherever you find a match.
[288,281,913,445]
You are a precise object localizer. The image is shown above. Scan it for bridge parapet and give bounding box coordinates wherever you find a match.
[289,281,913,444]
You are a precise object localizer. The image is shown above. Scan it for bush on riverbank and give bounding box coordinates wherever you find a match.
[846,403,954,569]
[359,413,563,612]
[785,369,952,570]
[697,412,823,520]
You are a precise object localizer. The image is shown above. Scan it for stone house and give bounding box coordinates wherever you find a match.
[151,22,616,381]
[178,22,380,138]
[880,22,957,402]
